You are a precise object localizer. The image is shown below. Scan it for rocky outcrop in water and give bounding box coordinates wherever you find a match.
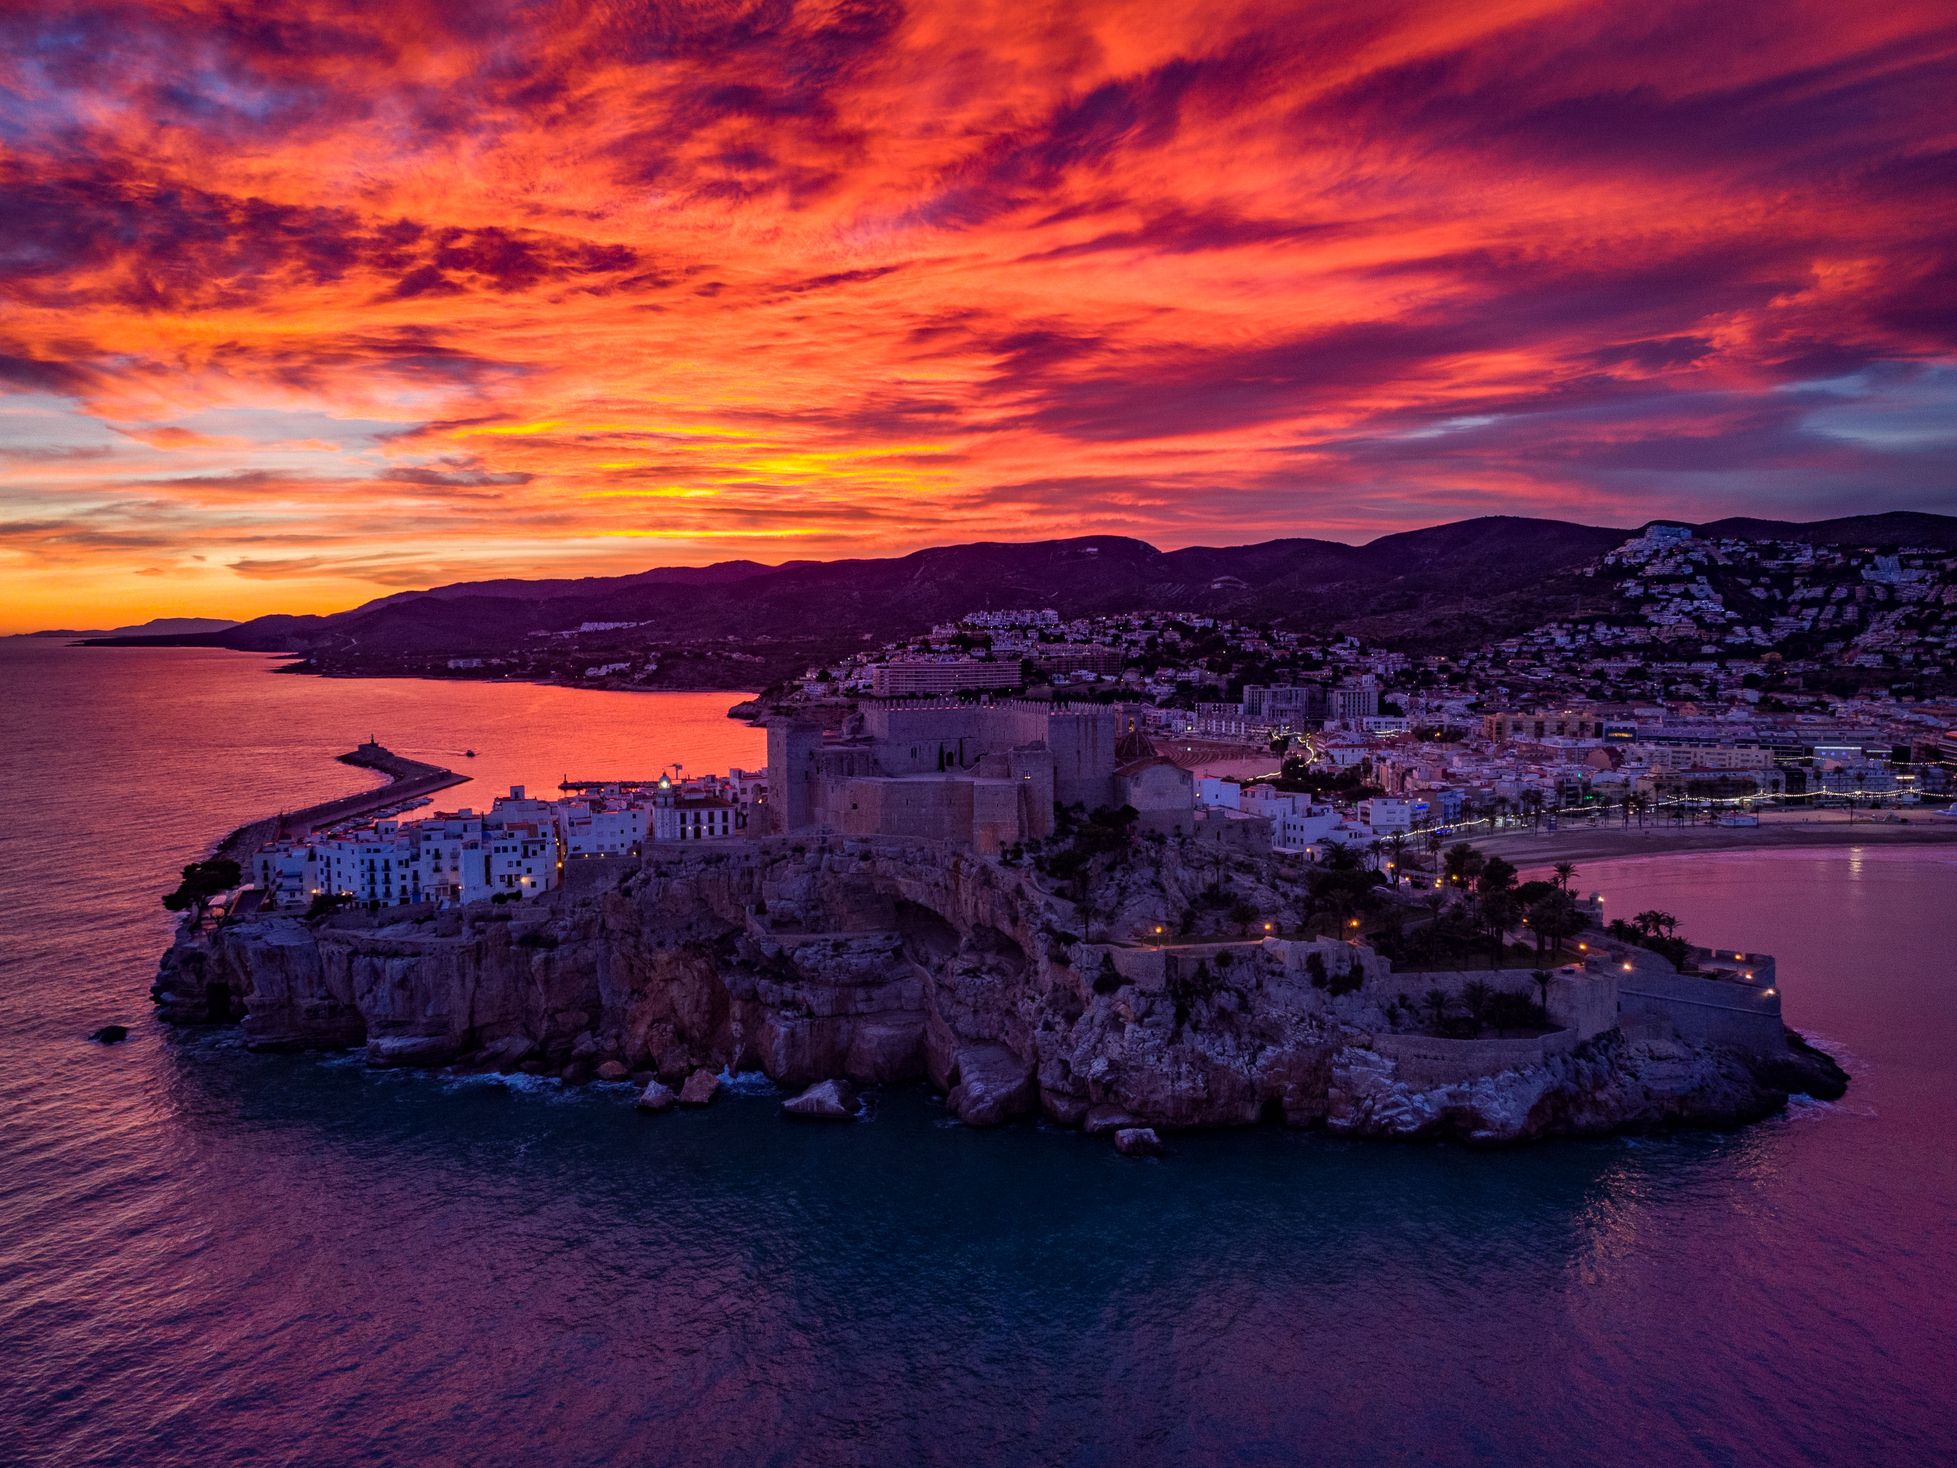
[153,835,1843,1144]
[782,1079,858,1121]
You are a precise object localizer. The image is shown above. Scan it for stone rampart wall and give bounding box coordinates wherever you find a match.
[1371,1028,1577,1088]
[1618,970,1785,1056]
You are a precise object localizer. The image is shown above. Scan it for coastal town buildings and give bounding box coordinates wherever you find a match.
[255,771,761,909]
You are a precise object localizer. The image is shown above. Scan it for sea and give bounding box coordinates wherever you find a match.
[1,637,1953,1467]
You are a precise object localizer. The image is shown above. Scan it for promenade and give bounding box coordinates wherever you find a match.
[1479,808,1957,868]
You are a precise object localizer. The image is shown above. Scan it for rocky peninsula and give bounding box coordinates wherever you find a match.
[154,808,1847,1145]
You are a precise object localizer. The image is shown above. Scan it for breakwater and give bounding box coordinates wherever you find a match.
[205,741,466,868]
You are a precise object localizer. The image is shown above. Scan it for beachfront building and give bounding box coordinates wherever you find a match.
[869,657,1023,697]
[1357,798,1418,834]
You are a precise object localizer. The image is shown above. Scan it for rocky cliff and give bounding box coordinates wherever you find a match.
[153,836,1846,1143]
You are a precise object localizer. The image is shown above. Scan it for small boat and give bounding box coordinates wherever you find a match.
[464,749,477,758]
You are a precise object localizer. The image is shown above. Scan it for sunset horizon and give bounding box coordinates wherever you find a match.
[5,0,1956,631]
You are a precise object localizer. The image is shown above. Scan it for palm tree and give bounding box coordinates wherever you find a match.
[1443,841,1483,887]
[1552,861,1577,894]
[1475,856,1519,961]
[1631,908,1679,940]
[1529,889,1585,961]
[1424,988,1449,1030]
[1532,969,1553,1014]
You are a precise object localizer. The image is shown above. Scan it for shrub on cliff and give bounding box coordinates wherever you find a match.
[162,859,242,912]
[1168,958,1220,1030]
[1327,960,1366,997]
[1092,953,1122,995]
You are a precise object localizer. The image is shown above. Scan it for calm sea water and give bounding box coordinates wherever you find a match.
[2,639,1954,1467]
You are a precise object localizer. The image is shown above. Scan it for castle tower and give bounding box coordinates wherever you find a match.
[764,720,824,833]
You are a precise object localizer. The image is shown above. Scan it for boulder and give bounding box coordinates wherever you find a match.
[476,1033,535,1069]
[635,1080,678,1113]
[1083,1104,1144,1135]
[559,1058,594,1086]
[90,1024,129,1045]
[595,1060,630,1082]
[782,1078,858,1122]
[1041,1088,1090,1127]
[1114,1127,1164,1157]
[655,1045,695,1083]
[366,1034,457,1068]
[945,1044,1035,1127]
[679,1068,721,1106]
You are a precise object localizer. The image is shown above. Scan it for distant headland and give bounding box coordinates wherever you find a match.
[74,511,1957,699]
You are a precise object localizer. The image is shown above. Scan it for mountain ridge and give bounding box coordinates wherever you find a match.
[84,512,1957,679]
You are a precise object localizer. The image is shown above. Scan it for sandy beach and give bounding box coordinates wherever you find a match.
[1469,808,1957,869]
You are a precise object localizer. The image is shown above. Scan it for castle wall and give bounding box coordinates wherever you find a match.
[1118,761,1194,835]
[970,779,1032,855]
[859,706,1001,774]
[1370,1029,1578,1088]
[827,777,973,845]
[1616,969,1785,1056]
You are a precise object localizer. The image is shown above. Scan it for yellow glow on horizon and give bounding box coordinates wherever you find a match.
[583,487,723,498]
[596,527,824,540]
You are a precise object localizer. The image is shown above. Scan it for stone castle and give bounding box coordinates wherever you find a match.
[766,701,1191,852]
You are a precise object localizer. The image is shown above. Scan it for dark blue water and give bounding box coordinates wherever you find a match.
[3,640,1954,1466]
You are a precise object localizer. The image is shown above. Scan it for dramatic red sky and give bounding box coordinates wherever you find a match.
[3,0,1955,630]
